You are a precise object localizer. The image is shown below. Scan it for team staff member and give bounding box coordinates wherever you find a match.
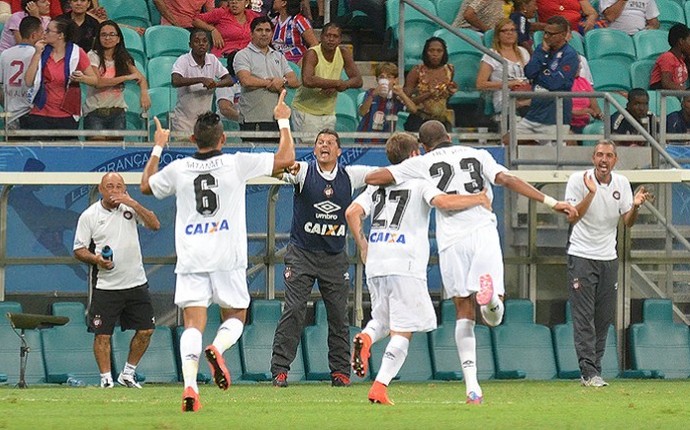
[73,172,160,389]
[270,129,372,388]
[140,91,295,412]
[565,140,652,387]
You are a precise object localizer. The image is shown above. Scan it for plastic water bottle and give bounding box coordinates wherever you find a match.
[101,246,113,269]
[66,377,85,387]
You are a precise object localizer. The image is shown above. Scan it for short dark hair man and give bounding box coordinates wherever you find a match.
[610,88,655,147]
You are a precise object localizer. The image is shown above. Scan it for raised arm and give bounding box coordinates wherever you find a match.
[272,89,296,174]
[111,193,161,231]
[140,116,170,195]
[431,188,492,212]
[364,168,395,186]
[495,171,578,220]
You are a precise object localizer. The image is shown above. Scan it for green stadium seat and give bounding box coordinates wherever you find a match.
[112,326,178,383]
[589,59,632,91]
[0,301,23,324]
[584,28,636,66]
[51,302,86,327]
[657,0,685,31]
[386,0,437,43]
[633,29,669,61]
[434,0,462,25]
[240,300,305,382]
[101,0,151,28]
[630,59,655,89]
[491,299,558,380]
[434,28,483,58]
[581,120,604,146]
[124,82,144,138]
[144,25,190,59]
[41,324,101,385]
[121,26,146,67]
[0,324,46,385]
[629,299,690,379]
[647,90,681,117]
[448,53,482,106]
[146,56,177,88]
[147,0,161,25]
[147,86,177,140]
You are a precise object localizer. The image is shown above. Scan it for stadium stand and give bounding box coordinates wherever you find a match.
[434,0,462,25]
[335,93,358,134]
[589,58,632,91]
[122,26,146,67]
[385,0,437,43]
[0,324,45,385]
[146,56,177,89]
[647,90,682,117]
[146,0,161,25]
[491,299,558,380]
[629,299,690,379]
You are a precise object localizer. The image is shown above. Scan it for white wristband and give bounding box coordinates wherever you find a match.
[542,195,558,209]
[151,146,163,158]
[277,119,290,130]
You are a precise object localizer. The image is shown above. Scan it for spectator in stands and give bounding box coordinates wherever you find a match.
[356,62,416,144]
[154,0,215,29]
[0,16,44,130]
[403,36,457,132]
[537,0,601,35]
[192,0,259,58]
[476,18,531,124]
[73,171,159,389]
[650,23,690,91]
[58,0,99,51]
[216,50,240,122]
[610,88,655,146]
[452,0,503,33]
[83,20,150,140]
[666,95,690,143]
[569,63,603,143]
[9,0,61,18]
[291,21,362,141]
[600,0,659,35]
[0,0,51,52]
[510,0,540,53]
[0,2,11,23]
[24,16,99,138]
[271,0,317,65]
[171,28,234,134]
[234,15,299,142]
[515,15,578,145]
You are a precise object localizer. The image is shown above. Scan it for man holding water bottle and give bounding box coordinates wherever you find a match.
[73,172,161,389]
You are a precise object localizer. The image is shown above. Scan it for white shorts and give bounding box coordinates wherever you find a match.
[175,269,250,309]
[292,109,336,144]
[515,117,570,146]
[367,275,437,333]
[439,225,505,299]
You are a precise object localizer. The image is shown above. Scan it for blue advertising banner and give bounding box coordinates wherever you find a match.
[0,145,505,294]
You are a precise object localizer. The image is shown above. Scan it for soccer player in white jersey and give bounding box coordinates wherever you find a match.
[0,16,44,130]
[365,120,577,404]
[565,140,651,388]
[346,132,492,405]
[140,90,295,412]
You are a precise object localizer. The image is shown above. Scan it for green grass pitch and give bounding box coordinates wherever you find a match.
[2,380,690,429]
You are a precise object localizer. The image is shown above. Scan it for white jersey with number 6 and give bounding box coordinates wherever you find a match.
[148,151,274,273]
[354,179,442,280]
[387,145,507,251]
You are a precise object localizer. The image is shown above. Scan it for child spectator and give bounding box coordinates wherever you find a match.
[356,62,416,144]
[510,0,537,53]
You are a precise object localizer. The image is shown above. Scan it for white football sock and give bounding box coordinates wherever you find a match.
[212,318,244,353]
[455,319,482,397]
[180,327,202,391]
[100,372,112,382]
[362,319,389,344]
[122,362,137,376]
[481,298,505,327]
[374,335,409,386]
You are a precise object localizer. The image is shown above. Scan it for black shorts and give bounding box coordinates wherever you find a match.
[88,283,155,335]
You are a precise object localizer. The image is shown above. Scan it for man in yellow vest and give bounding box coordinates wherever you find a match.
[291,21,362,142]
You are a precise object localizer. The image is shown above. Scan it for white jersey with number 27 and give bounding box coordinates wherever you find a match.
[387,145,507,251]
[148,152,274,273]
[354,179,442,280]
